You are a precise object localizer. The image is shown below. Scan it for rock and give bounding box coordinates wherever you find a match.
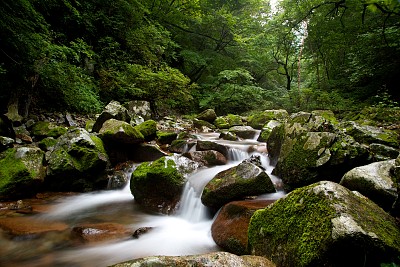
[183,150,227,166]
[219,131,239,141]
[196,109,217,123]
[65,113,77,127]
[193,119,216,131]
[248,181,400,267]
[0,147,45,200]
[343,121,399,147]
[196,140,229,158]
[369,143,399,161]
[92,100,130,133]
[129,143,169,162]
[0,216,68,237]
[99,119,145,145]
[134,119,157,142]
[211,200,275,255]
[110,252,276,267]
[169,139,196,154]
[257,120,281,142]
[0,136,14,152]
[214,117,230,129]
[130,156,188,214]
[156,131,177,145]
[340,160,397,211]
[71,223,133,244]
[107,169,130,190]
[132,227,153,239]
[229,126,257,139]
[45,128,109,191]
[226,114,243,127]
[201,160,275,211]
[13,125,32,143]
[248,109,289,130]
[31,121,67,140]
[38,137,57,151]
[125,100,152,121]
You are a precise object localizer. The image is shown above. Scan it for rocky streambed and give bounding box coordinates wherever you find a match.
[0,102,400,266]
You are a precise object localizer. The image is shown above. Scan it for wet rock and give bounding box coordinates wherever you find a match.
[0,146,45,200]
[248,109,289,130]
[31,121,67,140]
[219,131,239,141]
[248,181,400,267]
[0,216,68,237]
[92,100,130,133]
[110,252,276,267]
[132,227,153,239]
[340,160,397,211]
[45,128,109,192]
[196,140,229,158]
[107,169,130,190]
[71,223,133,243]
[229,126,257,139]
[196,109,217,123]
[65,113,77,127]
[134,119,157,142]
[99,119,145,145]
[257,120,281,142]
[193,119,216,131]
[211,200,275,255]
[129,143,169,162]
[156,131,177,145]
[169,139,196,154]
[183,150,227,166]
[202,160,275,211]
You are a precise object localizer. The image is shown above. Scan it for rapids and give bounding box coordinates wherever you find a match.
[0,132,284,267]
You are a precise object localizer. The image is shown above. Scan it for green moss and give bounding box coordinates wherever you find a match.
[31,121,67,138]
[156,131,177,144]
[134,120,157,141]
[85,120,95,132]
[226,114,242,126]
[38,137,58,151]
[214,117,230,129]
[90,135,107,155]
[248,184,336,266]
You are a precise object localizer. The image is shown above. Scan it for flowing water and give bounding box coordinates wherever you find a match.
[0,132,284,267]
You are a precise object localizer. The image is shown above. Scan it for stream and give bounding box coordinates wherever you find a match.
[0,132,284,267]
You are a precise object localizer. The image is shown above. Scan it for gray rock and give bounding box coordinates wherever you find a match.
[125,100,152,121]
[92,101,130,132]
[229,126,258,139]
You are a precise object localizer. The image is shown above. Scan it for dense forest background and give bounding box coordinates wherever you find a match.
[1,0,399,117]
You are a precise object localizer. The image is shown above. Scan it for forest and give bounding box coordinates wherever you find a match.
[1,0,399,117]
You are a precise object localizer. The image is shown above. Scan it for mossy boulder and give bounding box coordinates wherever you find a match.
[196,140,229,158]
[229,126,257,139]
[248,110,288,130]
[92,100,130,133]
[183,150,227,166]
[31,121,67,139]
[369,143,399,161]
[196,109,217,123]
[193,119,216,131]
[340,160,397,211]
[248,181,400,267]
[0,147,45,199]
[130,156,190,214]
[45,128,109,191]
[258,120,281,142]
[201,160,275,211]
[134,119,157,142]
[38,137,57,151]
[214,117,230,129]
[342,121,399,148]
[169,139,196,154]
[156,131,177,145]
[226,114,243,126]
[211,200,275,255]
[99,119,145,145]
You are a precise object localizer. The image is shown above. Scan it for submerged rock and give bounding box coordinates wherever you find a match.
[71,223,133,244]
[248,181,400,267]
[110,252,276,267]
[201,160,275,211]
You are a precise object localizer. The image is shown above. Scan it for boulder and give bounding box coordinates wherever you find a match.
[31,121,67,140]
[219,131,239,141]
[130,156,194,214]
[125,100,152,121]
[369,143,399,161]
[248,109,289,130]
[183,150,227,166]
[169,139,196,154]
[134,119,157,142]
[13,125,32,143]
[214,117,230,129]
[225,114,243,127]
[71,223,133,244]
[99,119,145,145]
[211,200,275,255]
[248,181,400,267]
[156,131,177,145]
[110,252,276,267]
[193,119,216,131]
[92,100,130,133]
[196,109,217,123]
[343,121,399,148]
[45,128,109,191]
[0,146,45,199]
[257,120,281,142]
[229,126,257,139]
[196,140,229,158]
[201,160,275,211]
[0,115,15,138]
[38,137,57,151]
[340,160,397,211]
[129,143,169,162]
[0,136,14,152]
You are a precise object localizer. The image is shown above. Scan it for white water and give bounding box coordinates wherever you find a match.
[39,132,284,266]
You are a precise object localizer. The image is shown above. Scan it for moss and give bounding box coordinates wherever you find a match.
[134,120,157,141]
[156,131,177,145]
[39,137,58,151]
[31,121,67,138]
[226,114,242,127]
[248,184,336,266]
[214,117,230,129]
[85,120,95,132]
[90,135,107,155]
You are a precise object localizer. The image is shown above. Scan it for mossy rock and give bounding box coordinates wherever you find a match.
[169,139,196,154]
[134,119,157,142]
[197,140,229,158]
[248,181,400,267]
[31,121,67,139]
[257,120,281,142]
[196,109,217,123]
[214,117,230,129]
[0,147,45,199]
[226,114,243,127]
[311,110,337,125]
[85,120,95,132]
[229,126,257,139]
[201,161,275,211]
[183,150,227,166]
[156,131,178,145]
[38,137,58,151]
[130,156,186,214]
[92,100,130,133]
[193,119,216,130]
[248,110,288,130]
[0,136,14,152]
[99,119,145,144]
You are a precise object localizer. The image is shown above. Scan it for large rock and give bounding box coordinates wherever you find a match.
[169,139,196,154]
[92,100,130,133]
[369,143,399,161]
[229,126,258,139]
[257,120,281,142]
[248,109,289,130]
[71,223,133,244]
[130,156,197,214]
[211,200,275,255]
[0,146,45,199]
[110,252,276,267]
[31,121,67,140]
[201,160,276,211]
[125,100,152,121]
[134,119,157,142]
[99,119,145,145]
[340,160,397,211]
[196,140,229,158]
[0,136,14,152]
[196,109,217,123]
[183,150,227,166]
[248,181,400,267]
[45,128,109,191]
